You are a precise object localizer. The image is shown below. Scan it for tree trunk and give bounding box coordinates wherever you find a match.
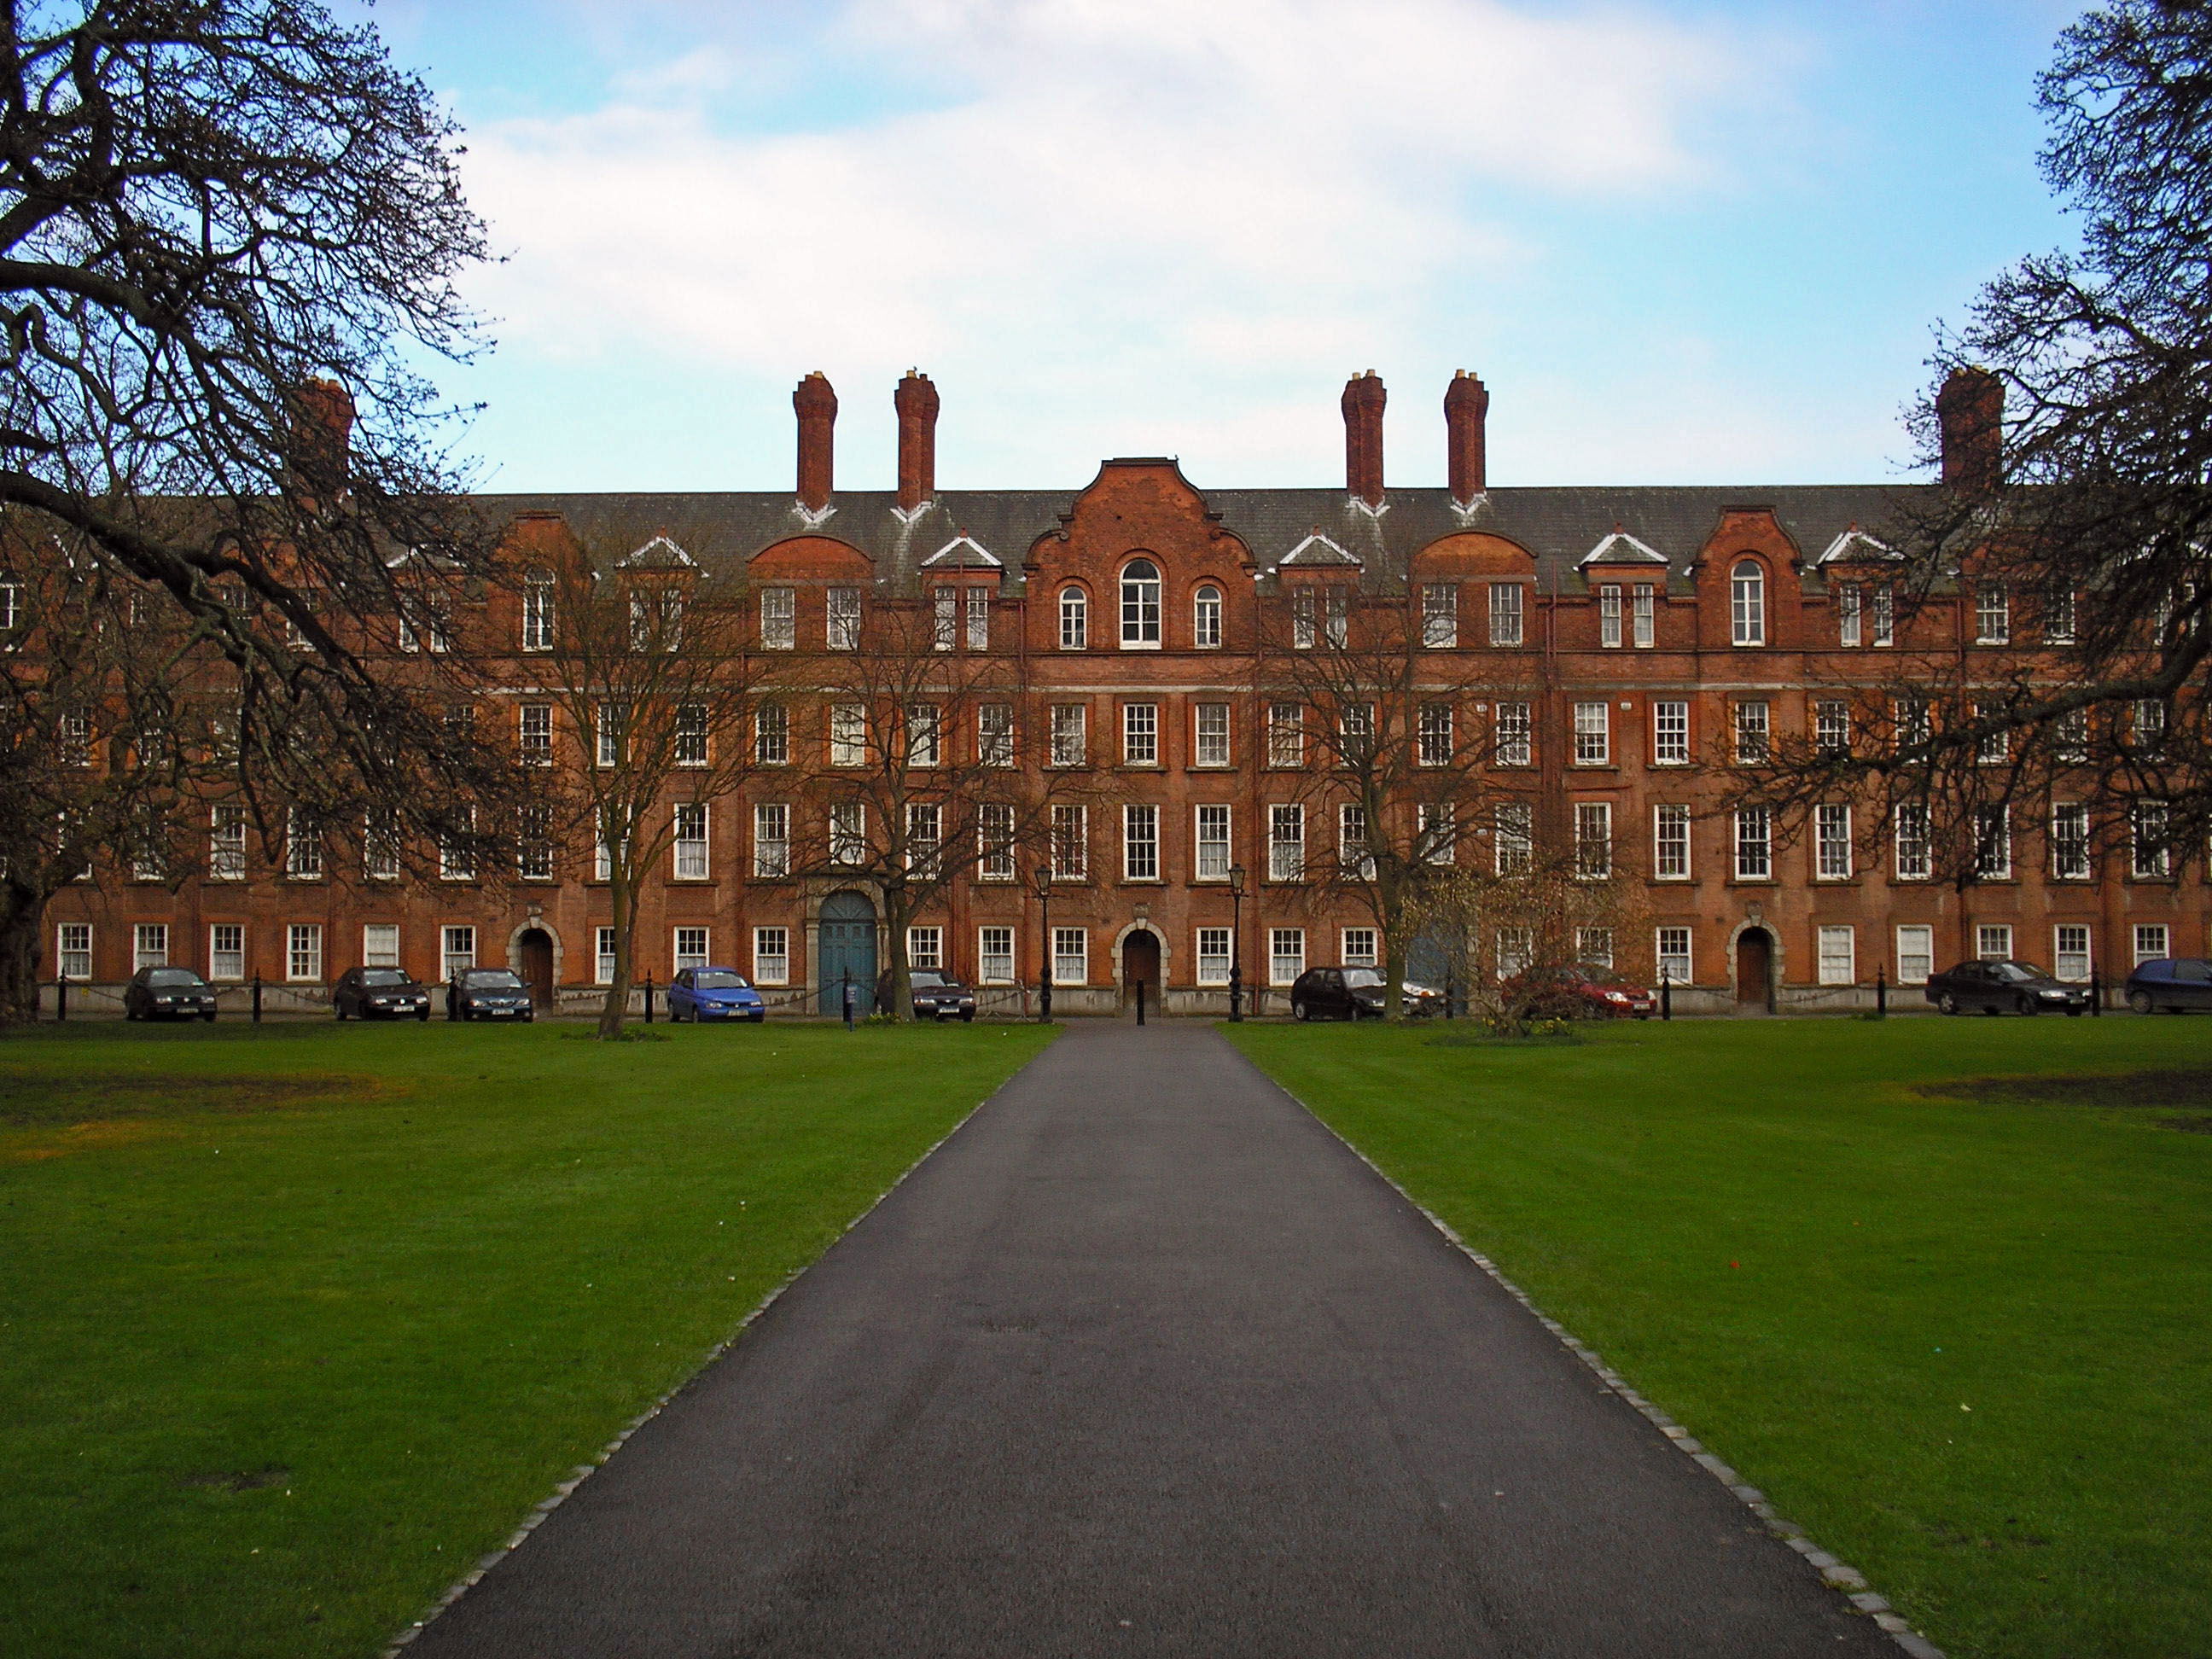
[882,882,915,1021]
[597,860,632,1038]
[0,881,48,1027]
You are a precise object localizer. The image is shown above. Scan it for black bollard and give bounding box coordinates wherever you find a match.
[843,972,855,1031]
[2090,969,2102,1016]
[1876,964,1887,1018]
[55,974,67,1023]
[1136,978,1146,1026]
[1661,969,1672,1022]
[643,975,654,1024]
[252,975,263,1024]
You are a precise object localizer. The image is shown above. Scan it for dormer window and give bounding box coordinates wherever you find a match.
[1120,559,1161,648]
[1731,560,1766,646]
[1059,586,1087,650]
[1193,585,1222,649]
[521,568,554,651]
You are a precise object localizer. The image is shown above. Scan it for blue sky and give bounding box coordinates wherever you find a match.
[355,0,2087,494]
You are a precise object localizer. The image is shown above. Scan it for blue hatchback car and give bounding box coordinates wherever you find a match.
[667,967,766,1023]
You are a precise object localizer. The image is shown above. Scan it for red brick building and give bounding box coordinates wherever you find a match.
[45,370,2210,1015]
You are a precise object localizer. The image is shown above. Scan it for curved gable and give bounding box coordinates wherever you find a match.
[1408,531,1536,578]
[749,534,874,580]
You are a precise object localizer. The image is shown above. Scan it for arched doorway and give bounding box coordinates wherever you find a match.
[517,928,555,1009]
[818,891,878,1015]
[1736,927,1774,1008]
[1123,928,1161,1010]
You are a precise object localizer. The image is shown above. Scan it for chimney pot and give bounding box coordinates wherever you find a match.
[1444,370,1490,502]
[795,372,838,510]
[1342,372,1387,506]
[895,370,940,511]
[1936,367,2003,494]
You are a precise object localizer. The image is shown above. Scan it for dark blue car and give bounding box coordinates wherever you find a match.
[2124,957,2212,1014]
[668,967,766,1023]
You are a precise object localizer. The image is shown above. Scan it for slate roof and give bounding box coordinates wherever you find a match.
[472,480,1930,595]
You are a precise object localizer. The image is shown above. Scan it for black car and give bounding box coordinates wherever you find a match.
[445,967,535,1022]
[1924,959,2092,1016]
[894,969,976,1022]
[124,964,218,1022]
[2124,957,2212,1014]
[1289,966,1444,1021]
[334,966,433,1022]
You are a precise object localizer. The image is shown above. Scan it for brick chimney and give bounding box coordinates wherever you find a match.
[291,376,355,490]
[794,371,838,510]
[1444,370,1489,503]
[1342,370,1385,506]
[1937,367,2003,493]
[895,370,939,511]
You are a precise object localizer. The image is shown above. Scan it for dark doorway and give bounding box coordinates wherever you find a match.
[1123,929,1161,1010]
[518,928,555,1008]
[818,891,878,1015]
[1735,928,1773,1006]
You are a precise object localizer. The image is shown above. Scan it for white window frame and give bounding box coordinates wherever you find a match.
[1059,586,1088,650]
[1268,927,1306,987]
[1734,806,1772,880]
[1342,928,1378,967]
[1654,804,1691,880]
[755,703,790,765]
[1573,701,1610,765]
[1268,803,1305,882]
[907,926,942,970]
[1494,801,1533,875]
[2052,803,2091,880]
[56,922,93,981]
[1895,924,1934,987]
[1193,585,1223,649]
[285,806,323,880]
[1196,927,1232,987]
[208,923,245,983]
[2132,800,2171,879]
[1632,582,1656,649]
[2133,923,2170,967]
[1487,582,1523,647]
[596,926,618,985]
[1120,559,1162,649]
[673,802,710,880]
[1731,560,1766,646]
[674,702,709,768]
[441,924,476,983]
[209,803,247,881]
[1975,806,2012,880]
[1815,803,1853,880]
[2053,924,2092,983]
[1050,703,1087,767]
[829,802,868,866]
[674,927,711,973]
[1837,584,1862,647]
[1052,926,1088,986]
[134,923,168,970]
[1195,804,1231,881]
[521,569,556,651]
[978,702,1015,766]
[1421,583,1458,649]
[1122,702,1159,765]
[1976,924,2014,962]
[1576,927,1614,969]
[1339,802,1373,882]
[1495,701,1532,768]
[287,923,323,984]
[1266,702,1304,768]
[979,802,1016,881]
[760,585,795,649]
[1574,801,1611,879]
[1194,702,1231,767]
[1817,925,1855,987]
[1122,804,1160,882]
[1733,701,1770,765]
[1051,804,1088,880]
[1598,583,1623,648]
[1651,701,1690,765]
[830,702,866,767]
[362,923,400,969]
[826,585,861,650]
[978,926,1016,986]
[965,585,992,651]
[753,927,789,986]
[1894,802,1932,881]
[754,803,790,878]
[1975,583,2011,645]
[519,702,553,766]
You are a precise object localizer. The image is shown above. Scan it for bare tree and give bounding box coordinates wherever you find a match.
[0,2,513,1014]
[1405,842,1647,1036]
[788,596,1080,1021]
[1746,4,2212,863]
[1254,580,1520,1018]
[522,522,767,1037]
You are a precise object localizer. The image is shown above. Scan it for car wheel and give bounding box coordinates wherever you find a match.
[1292,999,1308,1022]
[749,1012,765,1023]
[2017,994,2037,1016]
[202,1010,217,1022]
[1938,992,1960,1016]
[335,1004,349,1021]
[2065,1008,2083,1017]
[417,1009,430,1022]
[2128,990,2154,1015]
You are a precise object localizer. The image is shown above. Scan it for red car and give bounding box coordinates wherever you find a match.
[1505,968,1658,1020]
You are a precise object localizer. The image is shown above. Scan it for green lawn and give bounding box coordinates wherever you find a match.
[1226,1014,2212,1659]
[0,1017,1056,1659]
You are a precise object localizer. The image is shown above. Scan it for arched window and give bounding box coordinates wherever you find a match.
[1058,585,1087,650]
[1193,584,1223,649]
[520,568,554,651]
[1121,558,1161,648]
[1731,559,1766,647]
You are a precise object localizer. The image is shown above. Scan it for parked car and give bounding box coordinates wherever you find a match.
[1289,967,1443,1021]
[1924,959,2092,1016]
[903,969,976,1022]
[667,967,767,1022]
[445,968,535,1022]
[332,966,432,1022]
[2124,957,2212,1014]
[1495,967,1658,1021]
[124,965,218,1022]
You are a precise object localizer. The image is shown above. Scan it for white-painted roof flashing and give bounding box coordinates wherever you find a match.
[1579,532,1668,567]
[1278,531,1361,568]
[921,534,1002,568]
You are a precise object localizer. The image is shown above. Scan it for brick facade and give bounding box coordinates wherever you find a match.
[44,372,2211,1015]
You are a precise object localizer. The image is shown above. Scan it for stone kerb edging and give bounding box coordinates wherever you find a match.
[1279,1086,1947,1659]
[377,1051,1056,1656]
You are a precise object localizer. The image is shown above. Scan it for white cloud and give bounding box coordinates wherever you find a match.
[459,0,1761,482]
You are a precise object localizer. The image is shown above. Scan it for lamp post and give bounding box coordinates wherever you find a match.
[1033,864,1053,1023]
[1228,863,1247,1022]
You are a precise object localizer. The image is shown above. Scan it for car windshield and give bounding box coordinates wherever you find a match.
[911,971,948,988]
[693,971,749,989]
[146,968,205,987]
[463,969,524,988]
[360,969,411,987]
[1343,969,1385,988]
[1989,962,2047,983]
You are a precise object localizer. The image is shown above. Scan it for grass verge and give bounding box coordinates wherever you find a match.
[0,1018,1055,1659]
[1225,1014,2212,1659]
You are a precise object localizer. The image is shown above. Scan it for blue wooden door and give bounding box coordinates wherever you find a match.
[818,892,878,1014]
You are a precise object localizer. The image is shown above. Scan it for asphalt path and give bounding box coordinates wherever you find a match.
[409,1022,1897,1658]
